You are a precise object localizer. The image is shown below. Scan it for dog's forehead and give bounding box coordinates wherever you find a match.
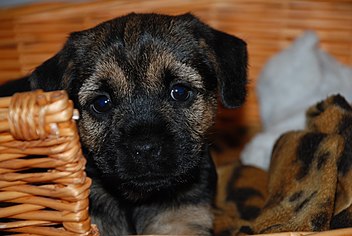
[76,13,201,56]
[116,13,198,46]
[77,14,211,98]
[82,14,211,66]
[111,14,202,65]
[78,50,204,100]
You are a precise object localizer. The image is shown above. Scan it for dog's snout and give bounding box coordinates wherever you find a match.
[132,142,162,158]
[122,123,167,159]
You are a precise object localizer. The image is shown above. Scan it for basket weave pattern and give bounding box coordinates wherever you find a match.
[0,90,93,235]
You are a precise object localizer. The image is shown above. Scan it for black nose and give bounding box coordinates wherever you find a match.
[130,142,162,159]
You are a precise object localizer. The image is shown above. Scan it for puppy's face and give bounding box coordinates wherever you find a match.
[29,13,247,199]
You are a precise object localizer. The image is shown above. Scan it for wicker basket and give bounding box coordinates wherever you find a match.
[0,90,97,235]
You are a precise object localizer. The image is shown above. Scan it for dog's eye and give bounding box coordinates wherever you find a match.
[170,84,192,102]
[91,95,112,113]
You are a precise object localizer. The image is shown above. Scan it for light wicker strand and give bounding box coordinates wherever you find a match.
[8,90,46,141]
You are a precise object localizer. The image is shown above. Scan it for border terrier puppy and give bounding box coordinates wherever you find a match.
[0,13,247,235]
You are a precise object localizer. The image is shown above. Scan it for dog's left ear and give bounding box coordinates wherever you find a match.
[178,13,247,108]
[210,29,248,108]
[29,34,77,92]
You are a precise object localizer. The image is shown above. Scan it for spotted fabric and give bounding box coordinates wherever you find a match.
[215,94,352,235]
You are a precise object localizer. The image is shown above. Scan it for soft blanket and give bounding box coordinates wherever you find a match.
[215,94,352,235]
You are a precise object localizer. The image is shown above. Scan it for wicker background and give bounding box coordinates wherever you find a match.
[0,0,352,138]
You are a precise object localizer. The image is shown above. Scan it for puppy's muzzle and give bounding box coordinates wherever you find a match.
[122,120,173,161]
[128,135,162,159]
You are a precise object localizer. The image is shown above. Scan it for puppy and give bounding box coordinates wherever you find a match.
[0,13,247,235]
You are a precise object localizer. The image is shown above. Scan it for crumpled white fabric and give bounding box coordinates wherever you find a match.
[240,31,352,170]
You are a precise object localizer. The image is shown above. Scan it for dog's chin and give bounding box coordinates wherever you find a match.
[102,171,195,202]
[96,147,203,201]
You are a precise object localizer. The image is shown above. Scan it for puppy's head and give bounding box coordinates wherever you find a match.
[30,13,247,200]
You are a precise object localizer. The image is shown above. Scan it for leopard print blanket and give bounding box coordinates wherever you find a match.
[215,94,352,235]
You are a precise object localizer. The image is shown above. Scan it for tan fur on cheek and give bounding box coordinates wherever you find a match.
[141,204,213,235]
[78,111,107,152]
[185,95,217,141]
[77,58,130,152]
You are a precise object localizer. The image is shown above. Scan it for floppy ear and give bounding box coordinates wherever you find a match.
[0,49,70,96]
[29,51,69,91]
[211,29,248,108]
[0,76,31,97]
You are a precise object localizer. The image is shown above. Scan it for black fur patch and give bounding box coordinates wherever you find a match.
[238,225,254,234]
[316,151,330,170]
[296,133,327,180]
[289,191,303,202]
[294,191,317,213]
[331,209,352,229]
[228,187,263,220]
[311,212,330,231]
[332,94,352,112]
